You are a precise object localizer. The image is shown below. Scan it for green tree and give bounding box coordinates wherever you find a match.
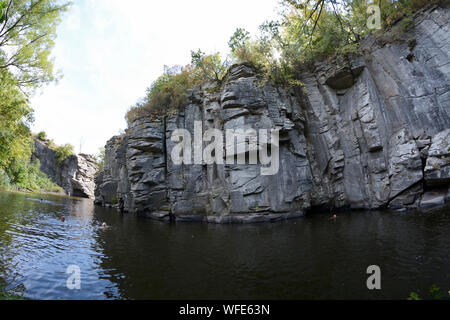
[0,69,33,170]
[191,49,229,84]
[0,0,70,90]
[228,28,250,53]
[228,0,438,87]
[54,143,73,164]
[125,50,232,124]
[6,158,62,192]
[268,0,438,62]
[37,130,46,140]
[125,64,201,123]
[95,147,105,171]
[0,1,70,192]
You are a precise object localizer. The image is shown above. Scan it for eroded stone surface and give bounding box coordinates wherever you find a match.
[424,129,450,186]
[33,139,98,198]
[95,5,450,221]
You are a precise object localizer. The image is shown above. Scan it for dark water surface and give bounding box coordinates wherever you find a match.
[0,190,449,300]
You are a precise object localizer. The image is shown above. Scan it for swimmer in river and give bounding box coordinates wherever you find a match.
[329,214,337,220]
[60,216,65,222]
[102,222,108,230]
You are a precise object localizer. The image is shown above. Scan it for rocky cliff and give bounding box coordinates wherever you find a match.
[95,5,450,222]
[33,139,98,198]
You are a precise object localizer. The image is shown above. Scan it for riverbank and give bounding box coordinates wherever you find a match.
[0,288,24,300]
[0,184,64,197]
[0,162,64,196]
[97,192,450,224]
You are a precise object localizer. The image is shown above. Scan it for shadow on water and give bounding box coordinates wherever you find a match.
[0,190,449,300]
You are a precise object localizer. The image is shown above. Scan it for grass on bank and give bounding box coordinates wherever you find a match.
[0,283,24,300]
[0,159,62,194]
[408,283,450,300]
[0,130,80,194]
[0,291,24,300]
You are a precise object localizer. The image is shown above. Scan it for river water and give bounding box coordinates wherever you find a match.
[0,190,449,300]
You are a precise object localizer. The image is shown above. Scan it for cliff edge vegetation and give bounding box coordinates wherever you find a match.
[125,0,444,125]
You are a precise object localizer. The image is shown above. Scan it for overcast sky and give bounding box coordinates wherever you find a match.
[30,0,279,155]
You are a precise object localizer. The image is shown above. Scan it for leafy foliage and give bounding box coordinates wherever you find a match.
[0,0,70,90]
[37,131,47,141]
[54,143,74,164]
[5,159,62,192]
[228,0,440,86]
[95,147,105,171]
[0,63,61,193]
[0,1,70,193]
[0,168,11,189]
[407,292,422,300]
[229,26,302,88]
[0,69,33,170]
[126,65,197,123]
[429,284,444,300]
[191,49,229,84]
[125,51,229,124]
[228,28,250,53]
[408,283,450,300]
[126,0,440,124]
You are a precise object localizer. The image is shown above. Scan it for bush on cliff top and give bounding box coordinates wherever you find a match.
[125,66,195,124]
[37,131,47,141]
[125,52,229,125]
[95,147,105,171]
[125,0,440,124]
[228,0,442,86]
[54,143,74,164]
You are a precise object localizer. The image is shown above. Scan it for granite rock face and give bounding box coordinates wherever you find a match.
[300,4,450,211]
[95,5,450,221]
[33,139,98,198]
[424,129,450,186]
[96,64,312,222]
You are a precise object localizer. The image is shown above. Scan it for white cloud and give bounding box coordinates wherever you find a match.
[30,0,279,155]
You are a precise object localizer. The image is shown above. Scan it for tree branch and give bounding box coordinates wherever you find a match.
[0,0,45,40]
[0,0,13,35]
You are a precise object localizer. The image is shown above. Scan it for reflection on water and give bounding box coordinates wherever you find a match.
[0,190,449,300]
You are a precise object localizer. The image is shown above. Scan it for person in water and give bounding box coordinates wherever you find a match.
[329,214,337,220]
[60,216,65,222]
[119,198,124,213]
[102,222,108,230]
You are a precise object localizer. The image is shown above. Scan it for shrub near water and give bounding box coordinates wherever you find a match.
[5,159,62,193]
